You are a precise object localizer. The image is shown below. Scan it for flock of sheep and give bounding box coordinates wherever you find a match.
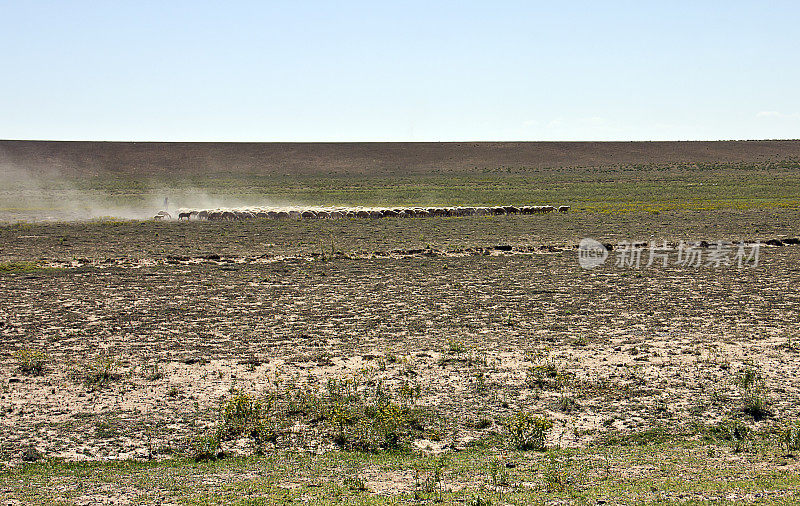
[154,205,570,221]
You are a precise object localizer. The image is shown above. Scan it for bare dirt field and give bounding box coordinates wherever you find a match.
[1,141,800,504]
[3,139,800,177]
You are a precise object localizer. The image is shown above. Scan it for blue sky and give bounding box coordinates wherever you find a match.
[1,1,799,141]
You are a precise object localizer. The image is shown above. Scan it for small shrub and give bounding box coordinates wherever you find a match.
[399,380,422,404]
[0,261,39,274]
[219,392,264,439]
[737,368,759,390]
[414,461,444,501]
[558,395,580,413]
[542,452,572,491]
[21,446,42,462]
[84,357,122,388]
[503,412,552,450]
[573,335,588,347]
[742,386,770,420]
[334,403,420,451]
[526,364,559,389]
[15,349,47,375]
[190,430,223,462]
[446,338,467,354]
[713,419,751,453]
[488,458,510,486]
[250,419,283,455]
[474,372,487,392]
[344,475,367,492]
[526,356,574,391]
[780,422,800,453]
[95,421,119,439]
[143,362,163,381]
[736,367,771,420]
[467,494,493,506]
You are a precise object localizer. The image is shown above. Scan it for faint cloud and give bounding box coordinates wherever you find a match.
[756,110,799,119]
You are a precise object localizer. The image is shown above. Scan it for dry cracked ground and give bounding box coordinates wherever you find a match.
[1,211,799,469]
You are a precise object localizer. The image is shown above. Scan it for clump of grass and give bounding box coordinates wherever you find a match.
[14,348,48,375]
[780,422,800,454]
[467,494,493,506]
[413,460,444,501]
[446,337,467,354]
[712,419,752,453]
[83,356,122,389]
[488,458,510,487]
[199,375,441,457]
[0,261,39,274]
[736,366,771,420]
[343,474,367,492]
[189,430,223,462]
[503,411,552,450]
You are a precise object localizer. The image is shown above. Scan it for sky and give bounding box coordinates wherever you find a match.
[1,1,799,142]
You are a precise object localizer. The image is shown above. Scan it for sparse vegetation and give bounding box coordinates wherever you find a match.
[736,366,771,420]
[189,430,223,462]
[503,412,552,451]
[781,422,800,454]
[3,154,800,502]
[414,460,444,501]
[487,458,510,487]
[196,377,441,457]
[14,348,48,375]
[82,356,122,388]
[0,261,39,274]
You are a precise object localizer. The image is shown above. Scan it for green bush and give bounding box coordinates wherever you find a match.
[219,392,264,439]
[0,261,39,274]
[736,367,771,420]
[190,430,223,462]
[193,376,441,456]
[467,494,493,506]
[332,403,424,452]
[14,349,48,375]
[781,422,800,453]
[503,411,552,450]
[713,419,752,453]
[84,357,122,388]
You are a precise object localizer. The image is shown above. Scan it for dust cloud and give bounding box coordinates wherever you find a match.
[0,163,285,223]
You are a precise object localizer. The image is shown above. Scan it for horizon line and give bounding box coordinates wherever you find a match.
[3,138,800,144]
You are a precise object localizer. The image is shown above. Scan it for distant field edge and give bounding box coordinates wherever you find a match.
[3,139,800,177]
